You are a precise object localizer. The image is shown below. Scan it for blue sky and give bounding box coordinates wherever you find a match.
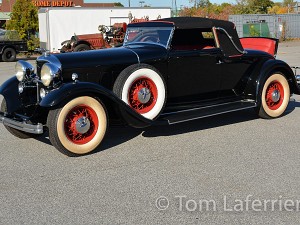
[84,0,237,7]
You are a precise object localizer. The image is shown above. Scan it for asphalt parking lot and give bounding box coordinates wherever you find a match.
[0,42,300,225]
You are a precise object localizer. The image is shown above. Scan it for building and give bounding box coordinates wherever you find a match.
[0,0,115,28]
[0,0,115,12]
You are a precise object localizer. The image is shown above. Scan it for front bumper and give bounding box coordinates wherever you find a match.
[0,112,44,134]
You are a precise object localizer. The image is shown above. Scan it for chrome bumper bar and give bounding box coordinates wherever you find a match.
[0,112,43,134]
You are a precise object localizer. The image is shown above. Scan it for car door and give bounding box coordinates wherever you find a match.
[167,47,223,103]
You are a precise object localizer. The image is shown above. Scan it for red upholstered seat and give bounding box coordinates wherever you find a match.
[240,38,276,56]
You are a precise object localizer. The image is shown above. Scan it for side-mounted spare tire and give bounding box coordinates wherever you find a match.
[113,64,166,120]
[257,72,290,119]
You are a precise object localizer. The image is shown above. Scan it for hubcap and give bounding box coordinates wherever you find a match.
[75,117,91,134]
[265,81,284,110]
[128,77,158,114]
[271,89,281,103]
[64,105,98,145]
[138,87,151,103]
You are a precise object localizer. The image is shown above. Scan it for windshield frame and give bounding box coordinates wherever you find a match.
[123,26,175,49]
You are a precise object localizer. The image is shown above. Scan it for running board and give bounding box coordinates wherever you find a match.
[157,101,257,125]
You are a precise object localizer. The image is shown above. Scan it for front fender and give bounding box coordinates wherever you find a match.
[244,59,300,101]
[0,76,22,113]
[40,82,153,128]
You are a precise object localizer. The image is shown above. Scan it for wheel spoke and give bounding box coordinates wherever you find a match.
[128,77,158,114]
[265,81,284,110]
[64,104,99,145]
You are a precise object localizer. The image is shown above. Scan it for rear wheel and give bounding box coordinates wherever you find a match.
[258,73,290,119]
[2,48,16,62]
[73,44,90,52]
[1,99,35,139]
[47,96,107,156]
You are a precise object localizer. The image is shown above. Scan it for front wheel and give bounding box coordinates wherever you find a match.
[47,97,107,156]
[73,44,90,52]
[258,73,290,119]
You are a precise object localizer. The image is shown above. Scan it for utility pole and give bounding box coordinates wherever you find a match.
[139,1,145,7]
[129,0,131,7]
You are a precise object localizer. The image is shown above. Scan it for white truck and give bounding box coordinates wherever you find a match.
[38,7,171,52]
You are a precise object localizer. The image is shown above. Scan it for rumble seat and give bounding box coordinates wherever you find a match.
[240,37,278,56]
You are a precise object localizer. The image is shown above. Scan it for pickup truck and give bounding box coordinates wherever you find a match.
[0,29,28,62]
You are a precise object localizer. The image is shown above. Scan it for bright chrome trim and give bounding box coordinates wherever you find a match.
[0,113,43,134]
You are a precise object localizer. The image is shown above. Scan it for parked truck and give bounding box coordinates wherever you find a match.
[38,7,171,52]
[0,29,28,62]
[60,22,128,52]
[60,17,150,53]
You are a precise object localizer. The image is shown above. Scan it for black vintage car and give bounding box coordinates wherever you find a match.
[0,17,299,156]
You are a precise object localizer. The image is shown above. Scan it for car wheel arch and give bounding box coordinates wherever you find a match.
[243,60,298,101]
[39,83,152,128]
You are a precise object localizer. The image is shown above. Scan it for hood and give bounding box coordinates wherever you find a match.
[37,44,168,71]
[37,47,139,70]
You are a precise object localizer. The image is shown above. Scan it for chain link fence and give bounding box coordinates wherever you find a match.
[229,14,300,40]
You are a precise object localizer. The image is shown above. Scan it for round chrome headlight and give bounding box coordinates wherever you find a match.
[41,63,60,87]
[15,60,34,82]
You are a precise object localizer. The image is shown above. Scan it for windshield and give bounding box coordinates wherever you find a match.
[124,27,173,48]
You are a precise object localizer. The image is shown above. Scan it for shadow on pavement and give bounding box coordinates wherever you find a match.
[34,99,300,156]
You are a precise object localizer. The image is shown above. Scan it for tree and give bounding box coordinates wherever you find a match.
[283,0,296,12]
[6,0,39,50]
[248,0,274,14]
[235,0,274,14]
[114,2,124,7]
[189,0,211,8]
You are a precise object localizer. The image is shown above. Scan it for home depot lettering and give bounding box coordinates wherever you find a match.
[32,1,74,7]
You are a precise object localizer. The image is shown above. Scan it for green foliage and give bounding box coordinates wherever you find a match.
[114,2,124,7]
[249,25,260,37]
[235,0,274,14]
[283,0,296,7]
[6,0,39,50]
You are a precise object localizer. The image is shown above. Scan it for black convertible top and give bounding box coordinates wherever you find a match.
[128,17,244,57]
[157,17,235,30]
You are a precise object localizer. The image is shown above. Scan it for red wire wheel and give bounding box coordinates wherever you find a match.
[265,81,284,110]
[127,77,158,114]
[48,96,107,156]
[64,105,99,145]
[259,73,290,119]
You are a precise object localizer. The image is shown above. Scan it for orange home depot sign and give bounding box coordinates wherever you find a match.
[32,1,74,7]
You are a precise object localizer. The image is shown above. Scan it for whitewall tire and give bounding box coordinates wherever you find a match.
[47,96,107,156]
[113,64,166,120]
[258,73,290,119]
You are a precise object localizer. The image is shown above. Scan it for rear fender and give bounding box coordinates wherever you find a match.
[40,82,152,128]
[244,59,300,101]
